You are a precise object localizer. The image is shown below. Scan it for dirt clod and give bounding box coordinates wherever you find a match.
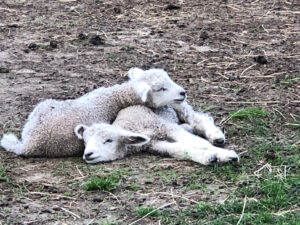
[78,33,87,40]
[200,31,209,40]
[50,40,58,48]
[165,3,181,10]
[89,34,104,45]
[0,67,9,73]
[28,43,37,50]
[254,55,268,64]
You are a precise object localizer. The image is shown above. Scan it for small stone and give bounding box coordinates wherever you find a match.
[200,31,209,40]
[78,33,87,40]
[0,67,9,73]
[165,3,181,10]
[28,43,37,50]
[254,55,268,64]
[89,34,104,45]
[50,40,58,48]
[114,7,121,14]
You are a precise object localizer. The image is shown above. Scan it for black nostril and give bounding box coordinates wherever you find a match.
[180,91,186,96]
[85,152,93,159]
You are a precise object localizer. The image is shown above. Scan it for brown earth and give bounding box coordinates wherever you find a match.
[0,0,299,224]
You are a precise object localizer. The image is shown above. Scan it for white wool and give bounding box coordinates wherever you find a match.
[79,105,239,165]
[1,68,185,158]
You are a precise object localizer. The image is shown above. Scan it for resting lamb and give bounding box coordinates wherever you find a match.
[0,68,186,157]
[75,105,239,165]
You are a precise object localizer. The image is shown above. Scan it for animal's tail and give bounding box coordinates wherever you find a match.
[0,133,23,155]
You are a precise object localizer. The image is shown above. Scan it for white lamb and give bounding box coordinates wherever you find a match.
[1,68,225,158]
[75,105,239,165]
[0,68,186,157]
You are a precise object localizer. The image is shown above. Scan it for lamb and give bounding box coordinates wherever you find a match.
[75,105,239,165]
[0,68,187,158]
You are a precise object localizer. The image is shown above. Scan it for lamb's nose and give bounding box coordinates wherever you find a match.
[85,152,94,160]
[180,91,186,97]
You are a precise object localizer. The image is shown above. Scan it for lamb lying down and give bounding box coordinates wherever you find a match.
[0,68,186,158]
[75,105,239,165]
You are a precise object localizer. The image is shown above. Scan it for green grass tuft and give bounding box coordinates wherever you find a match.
[82,175,120,191]
[0,167,10,183]
[229,107,267,120]
[136,206,160,218]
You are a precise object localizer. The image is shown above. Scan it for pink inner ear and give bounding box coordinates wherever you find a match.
[128,136,147,144]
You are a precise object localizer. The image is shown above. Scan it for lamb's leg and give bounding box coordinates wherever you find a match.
[159,127,239,164]
[151,140,219,165]
[172,101,225,146]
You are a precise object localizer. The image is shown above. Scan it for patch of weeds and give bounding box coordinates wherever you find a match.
[185,183,206,191]
[128,182,139,191]
[240,118,270,136]
[207,163,241,182]
[101,221,118,225]
[229,107,270,136]
[229,107,267,120]
[279,73,300,88]
[110,168,131,176]
[121,45,134,51]
[41,196,49,202]
[55,215,68,219]
[154,170,177,182]
[254,24,266,33]
[7,127,16,133]
[52,161,71,176]
[136,206,160,218]
[104,53,119,60]
[0,167,10,183]
[82,175,120,191]
[286,120,300,130]
[64,191,71,197]
[249,142,299,166]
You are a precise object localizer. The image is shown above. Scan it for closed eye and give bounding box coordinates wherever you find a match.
[154,87,167,92]
[103,139,113,144]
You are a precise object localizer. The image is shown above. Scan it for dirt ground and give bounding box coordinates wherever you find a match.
[0,0,299,224]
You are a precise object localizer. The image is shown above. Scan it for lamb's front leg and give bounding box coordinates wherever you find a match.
[151,140,219,165]
[172,101,225,146]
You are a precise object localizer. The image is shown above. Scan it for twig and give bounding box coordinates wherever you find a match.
[104,191,121,204]
[236,196,247,225]
[240,64,256,77]
[28,191,76,200]
[76,165,84,177]
[129,201,176,225]
[60,206,81,219]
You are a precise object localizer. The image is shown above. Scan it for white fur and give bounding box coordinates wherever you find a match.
[172,101,225,144]
[0,68,185,158]
[77,105,238,165]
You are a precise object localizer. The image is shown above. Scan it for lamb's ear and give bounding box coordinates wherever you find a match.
[119,131,150,146]
[74,125,88,140]
[133,81,151,102]
[128,67,144,80]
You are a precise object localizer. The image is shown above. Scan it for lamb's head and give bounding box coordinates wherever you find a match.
[74,123,150,164]
[129,68,186,107]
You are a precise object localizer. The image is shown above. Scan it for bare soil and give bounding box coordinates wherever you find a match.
[0,0,299,224]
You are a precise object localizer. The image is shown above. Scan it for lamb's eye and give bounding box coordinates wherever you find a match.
[104,139,113,144]
[155,87,167,92]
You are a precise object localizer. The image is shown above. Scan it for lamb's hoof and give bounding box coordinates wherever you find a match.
[208,154,218,164]
[213,138,225,146]
[230,157,239,162]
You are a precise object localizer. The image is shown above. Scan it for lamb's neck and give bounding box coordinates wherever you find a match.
[109,82,144,108]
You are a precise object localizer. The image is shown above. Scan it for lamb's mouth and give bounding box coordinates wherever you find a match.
[173,98,185,103]
[84,157,97,162]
